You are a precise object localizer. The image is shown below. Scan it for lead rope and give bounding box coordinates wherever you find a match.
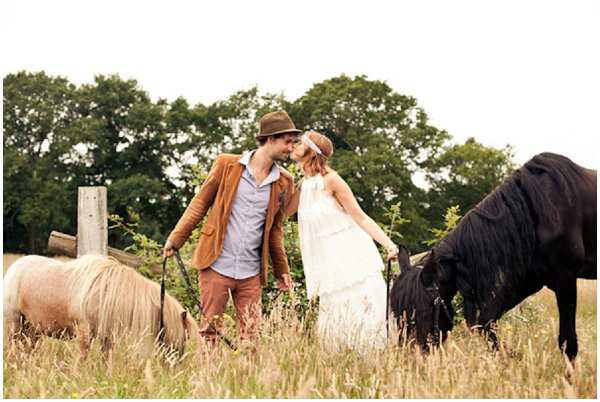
[159,256,167,343]
[433,296,442,345]
[386,258,392,340]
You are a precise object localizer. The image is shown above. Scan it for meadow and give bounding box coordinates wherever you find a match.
[3,254,597,398]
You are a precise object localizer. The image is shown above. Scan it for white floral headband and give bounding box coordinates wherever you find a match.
[301,132,323,155]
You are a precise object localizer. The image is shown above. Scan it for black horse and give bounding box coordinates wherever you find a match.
[390,153,596,359]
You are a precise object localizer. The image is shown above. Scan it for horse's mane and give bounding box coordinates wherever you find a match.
[436,152,589,316]
[66,255,197,350]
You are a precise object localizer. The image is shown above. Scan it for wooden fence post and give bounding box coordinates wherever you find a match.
[77,186,108,257]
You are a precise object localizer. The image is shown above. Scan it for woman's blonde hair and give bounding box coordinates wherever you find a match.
[301,131,334,177]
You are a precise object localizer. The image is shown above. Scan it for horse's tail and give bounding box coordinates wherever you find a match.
[3,256,42,335]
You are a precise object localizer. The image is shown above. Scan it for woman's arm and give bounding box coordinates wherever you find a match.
[325,172,398,259]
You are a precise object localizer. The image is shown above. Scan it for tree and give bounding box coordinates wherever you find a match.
[3,71,79,252]
[173,87,290,208]
[424,137,516,229]
[290,75,450,251]
[74,75,184,247]
[3,70,517,258]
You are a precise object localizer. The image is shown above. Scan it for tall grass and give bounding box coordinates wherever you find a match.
[3,255,596,398]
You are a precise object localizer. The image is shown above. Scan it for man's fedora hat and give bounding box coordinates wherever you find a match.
[256,111,302,139]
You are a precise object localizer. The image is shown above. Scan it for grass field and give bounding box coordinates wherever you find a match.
[3,254,597,398]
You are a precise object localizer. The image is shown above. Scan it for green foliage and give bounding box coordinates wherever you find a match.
[3,72,197,253]
[75,75,184,249]
[3,71,79,252]
[108,212,162,264]
[421,204,468,325]
[424,137,514,231]
[423,205,462,246]
[382,201,411,242]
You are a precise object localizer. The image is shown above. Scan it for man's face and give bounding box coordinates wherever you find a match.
[268,133,299,162]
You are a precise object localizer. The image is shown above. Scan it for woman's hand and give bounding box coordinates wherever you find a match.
[385,243,399,261]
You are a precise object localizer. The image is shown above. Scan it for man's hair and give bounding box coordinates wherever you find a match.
[257,132,286,146]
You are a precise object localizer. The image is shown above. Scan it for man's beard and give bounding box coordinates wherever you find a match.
[273,153,289,163]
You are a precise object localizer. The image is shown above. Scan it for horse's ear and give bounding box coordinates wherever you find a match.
[397,244,412,274]
[420,249,437,288]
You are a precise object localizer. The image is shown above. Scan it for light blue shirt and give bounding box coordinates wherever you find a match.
[211,150,281,279]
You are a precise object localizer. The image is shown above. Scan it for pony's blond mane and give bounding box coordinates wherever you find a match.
[66,255,197,350]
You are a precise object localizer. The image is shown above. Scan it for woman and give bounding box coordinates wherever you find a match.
[287,131,398,351]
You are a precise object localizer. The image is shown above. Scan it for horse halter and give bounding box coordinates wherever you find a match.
[424,281,453,345]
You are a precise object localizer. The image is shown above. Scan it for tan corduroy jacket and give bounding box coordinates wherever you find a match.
[167,153,294,286]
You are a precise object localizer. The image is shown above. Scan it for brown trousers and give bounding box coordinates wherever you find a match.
[198,267,261,343]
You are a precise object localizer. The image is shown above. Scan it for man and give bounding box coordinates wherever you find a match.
[163,110,299,345]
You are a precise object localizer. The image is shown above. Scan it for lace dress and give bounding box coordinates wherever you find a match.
[298,174,387,351]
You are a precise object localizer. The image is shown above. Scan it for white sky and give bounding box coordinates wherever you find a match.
[2,0,599,168]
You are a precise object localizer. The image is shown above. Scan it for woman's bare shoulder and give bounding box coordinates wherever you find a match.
[322,168,339,180]
[322,169,346,190]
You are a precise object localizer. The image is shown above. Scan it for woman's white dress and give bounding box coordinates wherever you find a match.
[298,174,387,351]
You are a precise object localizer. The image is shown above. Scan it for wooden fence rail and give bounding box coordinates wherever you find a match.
[48,231,145,269]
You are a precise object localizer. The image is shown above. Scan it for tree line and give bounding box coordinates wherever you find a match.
[3,71,515,255]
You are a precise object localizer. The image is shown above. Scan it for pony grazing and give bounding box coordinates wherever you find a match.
[390,153,596,360]
[4,254,199,358]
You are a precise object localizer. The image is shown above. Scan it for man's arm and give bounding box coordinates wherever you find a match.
[166,155,225,250]
[269,178,294,289]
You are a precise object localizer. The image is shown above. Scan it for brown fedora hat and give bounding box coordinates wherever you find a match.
[256,110,302,139]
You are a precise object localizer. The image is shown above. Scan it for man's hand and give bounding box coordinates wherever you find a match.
[163,240,176,258]
[276,273,293,291]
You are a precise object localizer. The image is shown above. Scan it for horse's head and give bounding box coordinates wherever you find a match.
[160,304,200,358]
[390,246,457,351]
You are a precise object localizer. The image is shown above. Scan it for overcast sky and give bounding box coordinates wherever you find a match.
[3,0,599,168]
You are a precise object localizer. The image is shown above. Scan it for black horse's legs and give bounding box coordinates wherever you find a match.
[482,323,499,350]
[463,299,477,328]
[554,272,578,360]
[462,298,499,349]
[475,316,499,351]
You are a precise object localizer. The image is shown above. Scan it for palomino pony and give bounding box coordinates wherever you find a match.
[4,254,199,358]
[390,153,596,360]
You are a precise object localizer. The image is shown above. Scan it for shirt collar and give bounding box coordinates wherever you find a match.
[238,150,254,166]
[239,149,281,186]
